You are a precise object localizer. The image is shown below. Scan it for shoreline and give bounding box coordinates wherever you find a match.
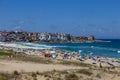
[0,41,120,67]
[0,41,120,80]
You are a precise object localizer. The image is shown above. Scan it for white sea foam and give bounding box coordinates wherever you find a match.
[91,46,94,48]
[118,50,120,53]
[0,42,52,49]
[18,42,55,48]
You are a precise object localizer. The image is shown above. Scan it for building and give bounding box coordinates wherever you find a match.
[0,30,95,42]
[51,33,58,40]
[0,36,8,42]
[38,32,49,41]
[88,35,95,41]
[60,34,71,41]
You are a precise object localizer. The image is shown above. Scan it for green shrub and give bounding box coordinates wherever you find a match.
[0,52,13,56]
[13,70,20,75]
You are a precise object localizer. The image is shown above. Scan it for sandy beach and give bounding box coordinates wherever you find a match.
[1,0,120,79]
[0,60,81,73]
[0,57,120,80]
[0,42,120,80]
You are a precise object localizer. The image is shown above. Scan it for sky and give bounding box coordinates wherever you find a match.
[0,0,120,39]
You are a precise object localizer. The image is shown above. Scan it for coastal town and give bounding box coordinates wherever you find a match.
[0,30,95,42]
[0,35,120,80]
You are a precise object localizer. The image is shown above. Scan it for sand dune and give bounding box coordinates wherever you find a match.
[0,60,81,73]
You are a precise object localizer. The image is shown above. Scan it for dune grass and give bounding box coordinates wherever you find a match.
[0,68,119,80]
[76,69,93,76]
[0,51,13,56]
[65,73,79,80]
[59,60,92,67]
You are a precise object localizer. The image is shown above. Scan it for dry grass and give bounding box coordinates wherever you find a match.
[76,69,93,76]
[0,72,21,80]
[0,50,120,80]
[0,68,120,80]
[0,51,13,56]
[65,73,79,80]
[96,73,102,79]
[13,70,20,75]
[16,56,53,64]
[59,60,92,67]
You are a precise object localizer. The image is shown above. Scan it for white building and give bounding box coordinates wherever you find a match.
[39,33,49,41]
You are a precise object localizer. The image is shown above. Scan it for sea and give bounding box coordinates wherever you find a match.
[19,39,120,58]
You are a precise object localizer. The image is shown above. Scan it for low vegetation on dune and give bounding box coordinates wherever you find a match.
[59,60,93,67]
[0,50,54,64]
[76,69,93,76]
[0,67,120,80]
[0,50,120,80]
[0,50,93,67]
[0,51,13,56]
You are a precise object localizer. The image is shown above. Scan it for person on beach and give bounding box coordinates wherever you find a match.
[99,62,102,68]
[63,53,68,59]
[44,51,50,57]
[51,53,57,59]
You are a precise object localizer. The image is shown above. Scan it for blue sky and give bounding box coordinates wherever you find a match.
[0,0,120,39]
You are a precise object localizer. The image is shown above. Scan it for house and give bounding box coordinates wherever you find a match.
[47,33,52,40]
[39,32,49,41]
[60,34,71,41]
[79,36,88,40]
[88,35,95,41]
[31,32,39,41]
[16,34,26,41]
[0,36,8,42]
[51,33,58,40]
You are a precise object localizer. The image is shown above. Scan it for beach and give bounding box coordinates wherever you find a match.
[1,0,120,79]
[0,60,81,73]
[0,55,120,80]
[0,41,120,66]
[0,41,120,80]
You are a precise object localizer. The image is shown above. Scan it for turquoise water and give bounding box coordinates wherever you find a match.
[42,39,120,58]
[17,39,120,58]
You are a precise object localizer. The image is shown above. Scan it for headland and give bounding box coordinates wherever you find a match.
[0,30,101,43]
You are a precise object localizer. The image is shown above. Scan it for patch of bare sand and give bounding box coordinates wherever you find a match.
[0,60,81,73]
